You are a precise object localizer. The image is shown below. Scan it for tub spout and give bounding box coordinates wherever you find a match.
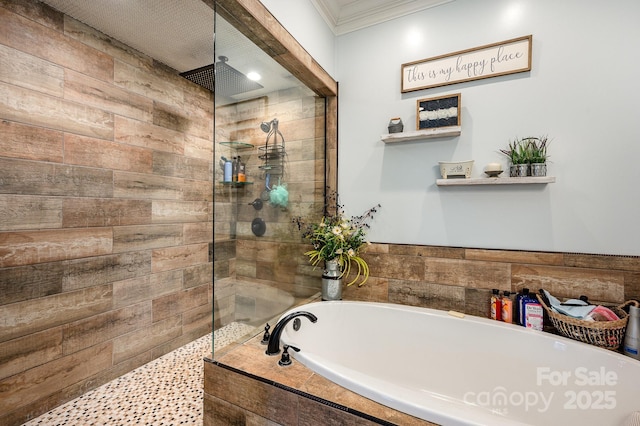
[265,311,317,356]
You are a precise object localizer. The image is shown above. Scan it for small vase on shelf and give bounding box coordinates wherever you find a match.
[530,163,547,177]
[510,164,528,177]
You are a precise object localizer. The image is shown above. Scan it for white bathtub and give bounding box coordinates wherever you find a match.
[279,301,640,426]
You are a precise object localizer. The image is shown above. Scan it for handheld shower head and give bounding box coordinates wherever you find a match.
[261,118,279,134]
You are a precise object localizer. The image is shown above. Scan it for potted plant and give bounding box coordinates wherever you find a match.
[293,193,380,300]
[500,138,530,177]
[527,136,550,177]
[500,136,550,177]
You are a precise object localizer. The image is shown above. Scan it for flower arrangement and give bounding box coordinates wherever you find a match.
[292,192,380,287]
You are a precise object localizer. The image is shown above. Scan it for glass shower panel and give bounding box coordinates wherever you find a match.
[212,12,326,359]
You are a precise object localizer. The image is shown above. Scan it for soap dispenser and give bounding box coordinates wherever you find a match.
[623,303,640,360]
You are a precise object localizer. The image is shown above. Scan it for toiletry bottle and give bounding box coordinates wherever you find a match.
[502,291,513,324]
[232,156,238,182]
[523,295,544,331]
[623,304,640,360]
[223,157,232,182]
[238,157,246,182]
[514,289,522,325]
[517,288,530,326]
[490,289,502,320]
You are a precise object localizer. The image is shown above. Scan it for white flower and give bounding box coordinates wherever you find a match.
[347,248,355,257]
[332,226,342,235]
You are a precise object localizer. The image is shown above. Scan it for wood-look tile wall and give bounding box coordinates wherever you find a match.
[0,2,213,424]
[218,233,638,325]
[343,244,640,316]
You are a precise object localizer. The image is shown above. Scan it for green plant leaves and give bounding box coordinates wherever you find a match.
[500,136,550,165]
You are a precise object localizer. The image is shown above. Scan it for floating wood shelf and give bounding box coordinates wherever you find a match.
[381,126,461,143]
[436,176,556,186]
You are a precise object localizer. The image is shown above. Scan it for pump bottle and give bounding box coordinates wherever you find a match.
[623,304,640,360]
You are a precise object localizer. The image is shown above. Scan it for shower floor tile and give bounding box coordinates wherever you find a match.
[23,322,255,426]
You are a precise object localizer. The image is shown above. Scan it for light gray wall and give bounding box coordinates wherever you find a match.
[336,0,640,256]
[265,0,640,256]
[259,0,336,77]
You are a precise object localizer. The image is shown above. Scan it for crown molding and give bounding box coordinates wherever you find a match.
[311,0,454,35]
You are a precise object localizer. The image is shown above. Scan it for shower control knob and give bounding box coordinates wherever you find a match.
[249,198,263,210]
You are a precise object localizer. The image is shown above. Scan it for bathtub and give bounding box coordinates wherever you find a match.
[279,301,640,426]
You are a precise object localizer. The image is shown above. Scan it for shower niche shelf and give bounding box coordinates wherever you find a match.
[220,181,254,187]
[219,142,255,185]
[381,126,461,143]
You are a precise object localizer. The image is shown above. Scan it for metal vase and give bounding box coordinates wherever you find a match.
[321,259,342,301]
[530,163,547,177]
[510,164,529,177]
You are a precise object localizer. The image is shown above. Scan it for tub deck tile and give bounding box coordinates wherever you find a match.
[214,334,438,426]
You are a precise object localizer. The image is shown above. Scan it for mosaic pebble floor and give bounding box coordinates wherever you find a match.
[23,322,256,426]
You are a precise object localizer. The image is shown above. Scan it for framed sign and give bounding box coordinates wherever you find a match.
[417,93,460,130]
[402,35,532,93]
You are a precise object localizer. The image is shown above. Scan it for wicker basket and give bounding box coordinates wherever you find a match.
[536,295,639,350]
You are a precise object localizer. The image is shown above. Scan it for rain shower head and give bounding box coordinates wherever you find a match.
[180,56,263,96]
[180,63,214,91]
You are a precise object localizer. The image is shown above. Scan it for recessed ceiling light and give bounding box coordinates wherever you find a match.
[247,71,261,81]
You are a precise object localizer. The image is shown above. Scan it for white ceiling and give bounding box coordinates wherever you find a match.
[37,0,452,98]
[311,0,454,35]
[41,0,216,73]
[39,0,300,101]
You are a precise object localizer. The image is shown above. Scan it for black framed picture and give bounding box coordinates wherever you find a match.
[417,93,461,130]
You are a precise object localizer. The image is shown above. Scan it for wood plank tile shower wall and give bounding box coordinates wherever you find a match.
[0,2,214,424]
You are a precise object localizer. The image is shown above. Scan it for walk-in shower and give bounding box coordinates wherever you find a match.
[211,11,327,358]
